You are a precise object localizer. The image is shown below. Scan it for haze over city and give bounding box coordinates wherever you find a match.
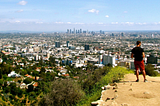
[1,1,160,105]
[1,0,160,32]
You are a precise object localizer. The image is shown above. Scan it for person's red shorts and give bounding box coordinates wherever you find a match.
[134,60,145,71]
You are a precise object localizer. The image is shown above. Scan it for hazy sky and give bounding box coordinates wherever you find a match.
[1,0,160,32]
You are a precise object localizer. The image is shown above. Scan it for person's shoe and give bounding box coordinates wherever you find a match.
[136,79,139,82]
[144,79,148,82]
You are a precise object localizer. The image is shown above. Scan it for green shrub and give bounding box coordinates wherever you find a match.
[77,90,101,106]
[77,66,132,106]
[98,66,131,86]
[2,96,6,101]
[145,64,158,76]
[38,79,85,106]
[23,77,33,84]
[79,66,111,94]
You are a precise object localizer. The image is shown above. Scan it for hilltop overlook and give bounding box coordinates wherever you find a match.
[94,74,160,106]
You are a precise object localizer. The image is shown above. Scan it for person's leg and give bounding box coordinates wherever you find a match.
[136,70,139,81]
[140,60,147,82]
[134,61,139,81]
[142,70,147,81]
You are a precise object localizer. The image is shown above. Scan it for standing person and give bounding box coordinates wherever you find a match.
[131,41,147,82]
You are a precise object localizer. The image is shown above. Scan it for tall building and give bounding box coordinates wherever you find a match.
[84,45,89,50]
[102,54,116,66]
[99,55,103,64]
[67,29,69,33]
[83,31,87,34]
[47,53,50,59]
[100,30,104,34]
[80,29,82,33]
[73,28,75,34]
[69,46,75,50]
[55,41,60,48]
[66,41,69,47]
[121,32,124,37]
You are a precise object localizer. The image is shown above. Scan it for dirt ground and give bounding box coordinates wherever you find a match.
[96,74,160,106]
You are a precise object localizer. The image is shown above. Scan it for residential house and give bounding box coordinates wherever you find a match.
[8,71,21,77]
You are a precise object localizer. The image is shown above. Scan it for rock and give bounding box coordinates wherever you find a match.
[121,103,129,106]
[91,101,98,106]
[113,86,118,89]
[105,97,111,101]
[110,82,117,87]
[101,87,105,90]
[91,100,104,106]
[114,82,117,85]
[110,83,115,86]
[114,94,118,99]
[143,92,149,94]
[129,88,132,91]
[104,85,111,90]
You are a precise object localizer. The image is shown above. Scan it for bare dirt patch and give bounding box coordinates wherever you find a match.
[95,74,160,106]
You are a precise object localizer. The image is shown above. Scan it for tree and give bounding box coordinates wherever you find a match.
[40,67,46,73]
[24,77,33,84]
[32,70,39,77]
[38,79,85,106]
[21,98,26,105]
[32,70,39,80]
[39,72,46,81]
[1,64,12,75]
[2,54,7,62]
[28,91,37,104]
[18,80,22,83]
[3,74,8,80]
[27,85,34,92]
[39,58,44,66]
[0,79,3,88]
[4,86,10,93]
[78,65,111,94]
[3,81,8,88]
[145,64,158,76]
[20,70,27,76]
[17,87,23,98]
[0,69,2,79]
[10,83,18,95]
[15,68,21,74]
[49,56,56,66]
[45,72,55,82]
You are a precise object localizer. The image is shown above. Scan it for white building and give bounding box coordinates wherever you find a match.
[99,55,103,64]
[8,71,21,77]
[0,58,3,63]
[28,48,34,53]
[130,60,135,69]
[102,54,116,67]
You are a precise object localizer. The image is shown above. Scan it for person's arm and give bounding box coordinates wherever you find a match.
[142,52,145,58]
[131,53,134,58]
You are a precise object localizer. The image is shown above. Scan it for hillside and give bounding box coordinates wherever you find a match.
[93,73,160,106]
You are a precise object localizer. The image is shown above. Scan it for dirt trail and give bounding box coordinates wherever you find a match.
[94,74,160,106]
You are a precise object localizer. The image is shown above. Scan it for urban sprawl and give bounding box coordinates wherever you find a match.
[0,29,160,89]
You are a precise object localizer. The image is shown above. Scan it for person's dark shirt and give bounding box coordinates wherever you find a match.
[131,47,144,61]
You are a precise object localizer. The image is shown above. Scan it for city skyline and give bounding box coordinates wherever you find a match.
[1,0,160,32]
